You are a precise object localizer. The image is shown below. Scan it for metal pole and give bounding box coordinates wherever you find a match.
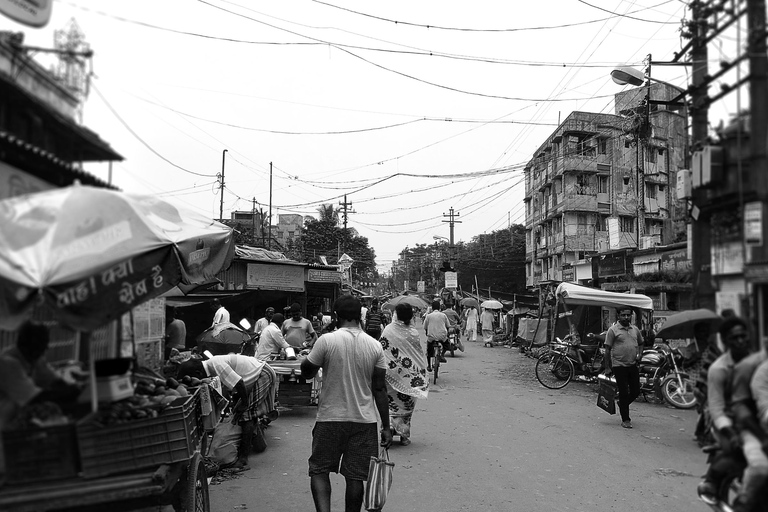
[251,197,256,246]
[219,149,227,222]
[268,161,272,250]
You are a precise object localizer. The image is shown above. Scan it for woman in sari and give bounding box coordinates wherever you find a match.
[379,303,429,446]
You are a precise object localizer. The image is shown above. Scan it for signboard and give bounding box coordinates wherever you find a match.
[661,249,692,273]
[247,263,305,292]
[711,241,744,276]
[0,161,53,200]
[562,266,575,282]
[598,252,627,278]
[745,202,763,246]
[417,281,425,293]
[608,217,620,250]
[445,271,458,289]
[307,269,342,283]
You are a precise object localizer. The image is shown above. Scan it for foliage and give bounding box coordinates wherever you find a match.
[293,205,377,278]
[392,225,527,295]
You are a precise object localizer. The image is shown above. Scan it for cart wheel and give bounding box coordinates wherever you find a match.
[183,452,210,512]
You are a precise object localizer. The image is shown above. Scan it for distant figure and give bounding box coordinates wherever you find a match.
[210,298,230,327]
[480,308,495,344]
[380,303,428,446]
[254,307,275,339]
[423,300,450,372]
[465,306,479,342]
[300,295,391,512]
[282,303,317,349]
[165,307,187,359]
[364,302,386,340]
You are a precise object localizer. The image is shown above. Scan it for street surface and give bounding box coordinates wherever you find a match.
[210,322,708,511]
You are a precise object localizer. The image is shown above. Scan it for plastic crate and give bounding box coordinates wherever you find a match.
[2,423,79,484]
[77,388,202,478]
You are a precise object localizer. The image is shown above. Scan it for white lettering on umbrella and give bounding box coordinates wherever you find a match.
[58,220,132,261]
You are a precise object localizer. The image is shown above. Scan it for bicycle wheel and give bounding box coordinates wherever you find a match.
[433,351,440,384]
[535,353,574,389]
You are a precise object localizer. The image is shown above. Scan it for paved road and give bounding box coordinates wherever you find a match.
[210,325,708,511]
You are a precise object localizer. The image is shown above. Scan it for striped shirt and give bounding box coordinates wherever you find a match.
[203,354,266,391]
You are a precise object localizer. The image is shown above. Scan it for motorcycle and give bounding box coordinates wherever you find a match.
[697,443,768,512]
[445,326,463,357]
[637,341,697,409]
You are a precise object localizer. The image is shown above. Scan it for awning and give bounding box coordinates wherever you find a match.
[556,282,653,310]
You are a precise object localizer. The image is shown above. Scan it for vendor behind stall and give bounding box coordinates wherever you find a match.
[177,354,278,470]
[0,321,81,479]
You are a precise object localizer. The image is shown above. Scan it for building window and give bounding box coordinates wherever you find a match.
[645,185,657,199]
[620,216,635,233]
[288,231,295,237]
[596,215,608,231]
[648,147,657,164]
[622,176,630,193]
[598,138,607,155]
[598,176,609,194]
[576,174,591,195]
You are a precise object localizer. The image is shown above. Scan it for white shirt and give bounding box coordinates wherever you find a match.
[212,306,230,327]
[256,323,290,360]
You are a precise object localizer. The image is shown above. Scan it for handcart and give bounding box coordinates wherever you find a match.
[267,357,321,407]
[0,385,213,512]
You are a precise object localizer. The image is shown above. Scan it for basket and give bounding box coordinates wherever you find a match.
[2,423,79,484]
[77,388,202,478]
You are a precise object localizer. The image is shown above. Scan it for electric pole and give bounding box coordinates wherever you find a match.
[339,194,355,254]
[251,197,256,246]
[268,162,273,250]
[219,149,227,222]
[442,207,461,269]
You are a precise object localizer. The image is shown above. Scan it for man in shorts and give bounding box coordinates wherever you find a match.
[301,295,392,512]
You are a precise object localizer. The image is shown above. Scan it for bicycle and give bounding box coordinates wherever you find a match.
[428,340,443,384]
[535,336,605,390]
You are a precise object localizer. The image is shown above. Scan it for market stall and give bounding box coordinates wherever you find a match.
[0,185,236,511]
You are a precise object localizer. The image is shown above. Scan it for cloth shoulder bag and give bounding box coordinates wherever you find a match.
[363,448,394,511]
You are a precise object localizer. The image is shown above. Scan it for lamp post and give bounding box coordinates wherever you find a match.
[611,54,688,248]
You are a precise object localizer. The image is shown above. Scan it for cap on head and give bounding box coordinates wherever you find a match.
[266,307,275,314]
[271,313,285,325]
[290,303,301,314]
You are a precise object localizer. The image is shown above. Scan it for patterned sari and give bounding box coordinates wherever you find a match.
[379,320,429,440]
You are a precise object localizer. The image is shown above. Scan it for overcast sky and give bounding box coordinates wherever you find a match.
[6,0,746,273]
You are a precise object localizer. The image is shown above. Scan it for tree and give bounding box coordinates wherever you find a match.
[294,213,377,278]
[316,203,339,225]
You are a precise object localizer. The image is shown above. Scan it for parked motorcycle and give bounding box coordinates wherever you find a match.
[637,341,697,409]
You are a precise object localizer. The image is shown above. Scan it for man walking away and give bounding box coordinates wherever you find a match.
[301,295,392,512]
[604,307,643,428]
[165,307,187,359]
[423,300,450,372]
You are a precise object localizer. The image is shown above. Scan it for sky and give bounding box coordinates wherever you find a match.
[3,0,748,274]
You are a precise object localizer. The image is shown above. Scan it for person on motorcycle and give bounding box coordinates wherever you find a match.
[694,322,722,446]
[442,305,464,353]
[698,316,757,508]
[423,300,449,372]
[728,328,768,511]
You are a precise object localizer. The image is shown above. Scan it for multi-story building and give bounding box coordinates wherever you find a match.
[524,84,688,290]
[273,213,306,244]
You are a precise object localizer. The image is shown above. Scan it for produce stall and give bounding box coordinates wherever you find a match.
[0,186,236,511]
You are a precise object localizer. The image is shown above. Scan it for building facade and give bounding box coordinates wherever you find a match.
[524,84,688,291]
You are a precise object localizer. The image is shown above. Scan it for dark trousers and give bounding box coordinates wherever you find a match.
[613,365,640,422]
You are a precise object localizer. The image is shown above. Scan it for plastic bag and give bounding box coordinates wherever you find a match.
[363,448,394,511]
[209,416,242,467]
[596,373,617,415]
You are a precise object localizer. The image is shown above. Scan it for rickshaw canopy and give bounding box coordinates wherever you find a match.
[555,283,653,311]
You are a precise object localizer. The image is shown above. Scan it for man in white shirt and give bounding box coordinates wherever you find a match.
[423,300,450,371]
[256,313,291,360]
[254,307,275,339]
[210,298,230,327]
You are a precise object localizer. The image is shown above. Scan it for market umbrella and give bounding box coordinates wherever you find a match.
[196,322,251,355]
[0,184,235,330]
[460,297,479,308]
[481,300,504,310]
[656,308,723,340]
[385,294,429,310]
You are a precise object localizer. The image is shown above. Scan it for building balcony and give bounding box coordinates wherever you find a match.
[560,193,597,212]
[561,155,599,173]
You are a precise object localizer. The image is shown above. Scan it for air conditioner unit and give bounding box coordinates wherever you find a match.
[676,169,692,199]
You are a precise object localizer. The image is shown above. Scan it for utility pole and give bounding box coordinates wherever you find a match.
[219,149,227,222]
[268,162,273,250]
[339,194,355,254]
[442,207,461,269]
[689,0,709,308]
[251,197,256,246]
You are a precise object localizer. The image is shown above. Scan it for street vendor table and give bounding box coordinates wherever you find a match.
[268,358,321,407]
